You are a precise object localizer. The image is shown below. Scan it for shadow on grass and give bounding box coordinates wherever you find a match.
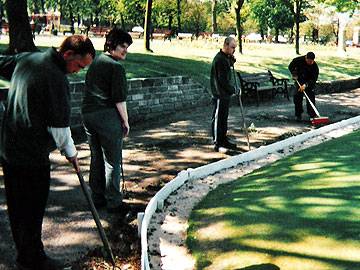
[187,130,360,270]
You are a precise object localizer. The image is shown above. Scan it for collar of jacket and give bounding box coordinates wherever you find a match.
[46,47,67,74]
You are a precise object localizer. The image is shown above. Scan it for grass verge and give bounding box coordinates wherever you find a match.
[187,130,360,270]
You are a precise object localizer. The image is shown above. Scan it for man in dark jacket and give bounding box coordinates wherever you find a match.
[0,35,95,270]
[210,36,237,151]
[288,51,319,121]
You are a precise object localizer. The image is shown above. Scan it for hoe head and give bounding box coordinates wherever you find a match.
[311,116,329,126]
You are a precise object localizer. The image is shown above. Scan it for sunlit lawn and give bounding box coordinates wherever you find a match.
[0,35,359,89]
[187,130,360,270]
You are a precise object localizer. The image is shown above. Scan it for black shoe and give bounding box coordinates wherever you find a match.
[107,202,131,217]
[295,115,302,122]
[222,140,237,149]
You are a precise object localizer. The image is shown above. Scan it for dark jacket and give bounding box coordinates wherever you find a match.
[82,53,128,114]
[0,48,71,166]
[288,55,319,89]
[210,50,235,99]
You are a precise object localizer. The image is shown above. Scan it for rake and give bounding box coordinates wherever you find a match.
[72,161,116,268]
[295,80,329,126]
[233,66,250,150]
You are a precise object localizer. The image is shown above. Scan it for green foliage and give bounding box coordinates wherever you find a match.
[123,0,146,27]
[216,12,236,34]
[250,0,293,36]
[181,0,210,34]
[267,0,293,31]
[318,0,360,13]
[152,0,177,29]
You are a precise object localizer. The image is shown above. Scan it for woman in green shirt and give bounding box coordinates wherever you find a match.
[82,28,132,214]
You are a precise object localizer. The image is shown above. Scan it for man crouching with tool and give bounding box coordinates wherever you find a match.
[210,36,238,152]
[289,51,319,122]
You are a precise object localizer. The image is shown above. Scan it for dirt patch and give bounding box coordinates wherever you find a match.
[1,89,360,269]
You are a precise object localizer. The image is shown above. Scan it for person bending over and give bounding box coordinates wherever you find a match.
[0,35,95,270]
[289,51,319,122]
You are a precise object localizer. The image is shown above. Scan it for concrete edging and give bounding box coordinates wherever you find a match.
[140,115,360,270]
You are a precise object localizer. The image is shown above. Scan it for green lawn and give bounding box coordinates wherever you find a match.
[187,130,360,270]
[0,36,359,89]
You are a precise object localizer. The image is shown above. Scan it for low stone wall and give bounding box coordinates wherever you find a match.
[69,75,210,128]
[316,77,360,94]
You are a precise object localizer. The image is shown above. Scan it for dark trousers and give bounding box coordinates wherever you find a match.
[211,97,230,145]
[2,159,50,267]
[293,87,316,118]
[82,108,124,208]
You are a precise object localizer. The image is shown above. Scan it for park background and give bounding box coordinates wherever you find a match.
[0,0,359,270]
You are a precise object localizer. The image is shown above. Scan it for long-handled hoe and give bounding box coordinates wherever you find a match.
[233,66,251,151]
[72,162,116,269]
[295,80,329,126]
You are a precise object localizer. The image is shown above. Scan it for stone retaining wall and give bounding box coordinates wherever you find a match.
[69,75,209,128]
[316,78,360,94]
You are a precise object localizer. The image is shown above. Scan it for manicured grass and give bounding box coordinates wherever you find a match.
[187,130,360,270]
[0,36,359,89]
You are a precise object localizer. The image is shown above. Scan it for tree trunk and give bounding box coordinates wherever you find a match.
[177,0,181,34]
[0,1,4,31]
[40,0,46,14]
[295,0,301,55]
[168,15,173,30]
[235,0,244,54]
[212,0,217,33]
[6,0,37,54]
[337,12,350,56]
[144,0,153,52]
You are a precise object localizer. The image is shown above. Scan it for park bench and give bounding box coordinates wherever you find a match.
[129,31,143,39]
[89,26,110,37]
[237,70,289,106]
[177,32,193,40]
[151,29,172,41]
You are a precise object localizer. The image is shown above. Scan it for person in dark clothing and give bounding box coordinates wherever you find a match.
[82,28,132,214]
[210,36,237,151]
[0,35,95,270]
[288,51,319,121]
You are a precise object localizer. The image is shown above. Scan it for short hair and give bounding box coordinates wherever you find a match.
[59,35,96,59]
[306,51,315,60]
[104,28,133,52]
[224,36,235,46]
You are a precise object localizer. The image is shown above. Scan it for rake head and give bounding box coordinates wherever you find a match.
[311,116,330,126]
